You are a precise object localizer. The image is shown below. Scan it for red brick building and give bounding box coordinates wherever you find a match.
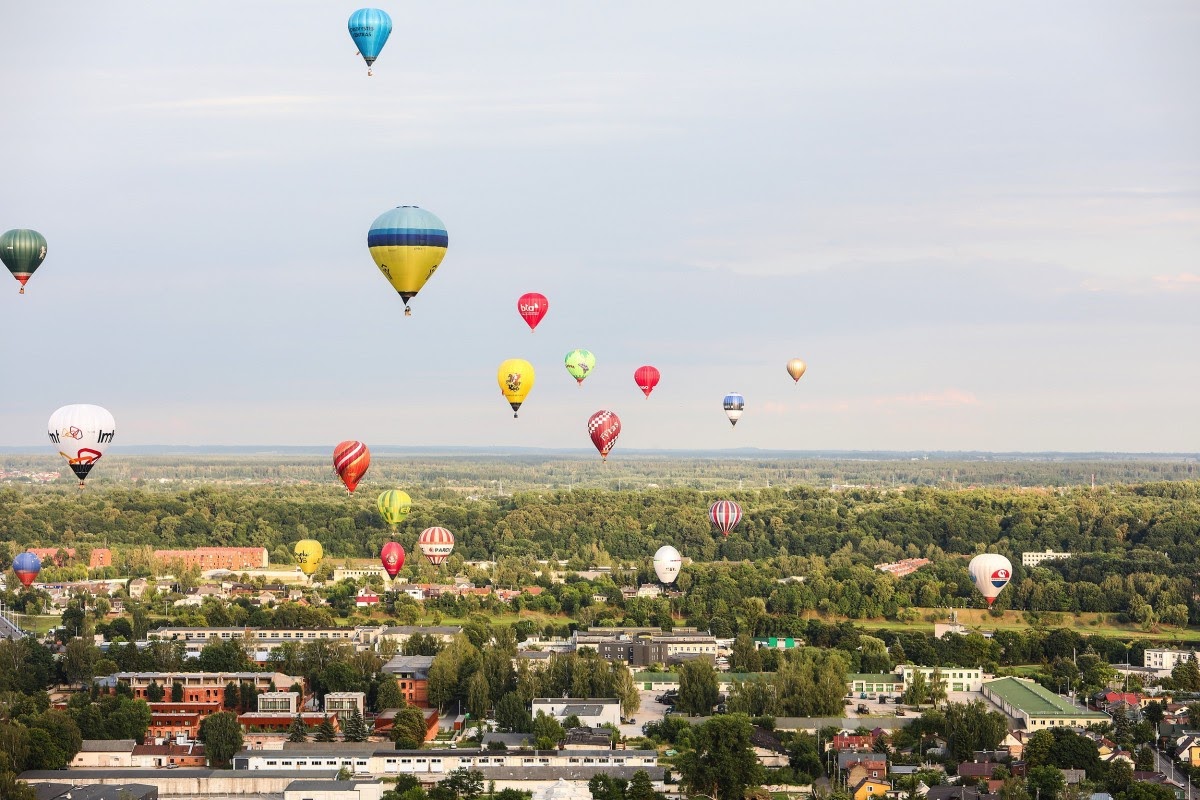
[147,701,222,741]
[153,547,268,571]
[26,547,112,569]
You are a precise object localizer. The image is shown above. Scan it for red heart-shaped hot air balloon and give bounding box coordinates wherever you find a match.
[380,541,406,578]
[587,410,622,461]
[517,292,549,332]
[333,440,371,493]
[634,365,660,398]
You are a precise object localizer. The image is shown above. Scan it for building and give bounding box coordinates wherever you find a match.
[899,665,986,693]
[355,590,381,608]
[238,711,337,732]
[981,677,1108,729]
[376,626,464,650]
[531,698,622,728]
[1144,649,1200,676]
[333,566,391,583]
[259,692,300,714]
[284,779,385,800]
[382,654,435,707]
[131,742,206,768]
[848,673,906,696]
[151,626,364,661]
[107,671,304,703]
[578,628,717,666]
[874,558,930,578]
[147,701,222,742]
[851,778,892,800]
[34,784,158,800]
[153,547,269,571]
[1021,550,1072,568]
[754,637,804,650]
[325,692,367,721]
[70,740,137,768]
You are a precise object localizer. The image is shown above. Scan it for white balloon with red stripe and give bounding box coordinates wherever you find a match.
[418,527,455,565]
[709,500,743,538]
[968,553,1013,606]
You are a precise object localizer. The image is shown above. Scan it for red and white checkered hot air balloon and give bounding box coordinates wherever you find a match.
[968,553,1012,606]
[587,410,621,461]
[418,527,455,565]
[709,500,743,538]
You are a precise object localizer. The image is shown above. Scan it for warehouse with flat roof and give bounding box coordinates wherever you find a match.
[981,677,1108,729]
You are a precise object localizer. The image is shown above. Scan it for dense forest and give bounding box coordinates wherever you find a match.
[2,457,1199,623]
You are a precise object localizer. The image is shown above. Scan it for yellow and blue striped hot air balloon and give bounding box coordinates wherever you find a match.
[368,206,448,316]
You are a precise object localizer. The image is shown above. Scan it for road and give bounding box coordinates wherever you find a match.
[1154,745,1192,791]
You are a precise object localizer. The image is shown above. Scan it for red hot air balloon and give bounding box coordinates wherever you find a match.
[380,541,406,578]
[587,410,622,461]
[333,441,371,493]
[709,500,743,538]
[517,292,549,332]
[418,527,455,565]
[634,366,660,398]
[13,552,41,587]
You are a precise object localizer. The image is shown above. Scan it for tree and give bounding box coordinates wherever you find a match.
[468,670,490,721]
[942,701,1009,763]
[1170,658,1200,692]
[590,774,626,800]
[1026,766,1065,800]
[532,711,565,749]
[628,770,657,800]
[287,714,309,743]
[224,681,241,711]
[676,713,762,800]
[377,678,404,712]
[496,693,531,733]
[678,659,720,716]
[342,708,368,743]
[315,717,337,742]
[928,668,947,709]
[171,682,184,703]
[904,671,928,707]
[146,681,165,702]
[391,706,428,749]
[1135,746,1155,772]
[1122,783,1178,800]
[199,711,243,769]
[439,769,485,800]
[1106,759,1133,795]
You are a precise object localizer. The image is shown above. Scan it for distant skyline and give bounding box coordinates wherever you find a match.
[1,2,1197,453]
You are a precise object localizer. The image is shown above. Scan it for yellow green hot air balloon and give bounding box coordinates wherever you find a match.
[368,206,448,316]
[377,489,412,526]
[497,358,536,418]
[293,539,324,576]
[564,349,596,386]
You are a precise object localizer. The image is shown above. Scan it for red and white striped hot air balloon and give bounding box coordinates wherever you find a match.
[333,440,370,493]
[709,500,743,538]
[418,527,455,565]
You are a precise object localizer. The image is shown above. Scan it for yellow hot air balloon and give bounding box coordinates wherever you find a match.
[293,539,324,576]
[377,489,412,526]
[786,359,807,383]
[367,206,448,316]
[497,358,536,418]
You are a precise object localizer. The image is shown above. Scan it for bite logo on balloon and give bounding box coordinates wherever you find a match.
[990,569,1010,588]
[506,373,522,393]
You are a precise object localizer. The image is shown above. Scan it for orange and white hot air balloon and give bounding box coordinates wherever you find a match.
[333,440,370,493]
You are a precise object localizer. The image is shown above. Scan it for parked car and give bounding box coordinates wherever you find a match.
[894,709,906,716]
[857,704,870,714]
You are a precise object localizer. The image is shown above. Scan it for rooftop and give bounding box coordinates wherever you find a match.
[984,677,1108,719]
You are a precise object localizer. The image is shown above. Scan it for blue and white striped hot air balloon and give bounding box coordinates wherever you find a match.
[348,8,393,76]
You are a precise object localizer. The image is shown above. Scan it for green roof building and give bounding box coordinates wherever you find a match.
[981,677,1108,730]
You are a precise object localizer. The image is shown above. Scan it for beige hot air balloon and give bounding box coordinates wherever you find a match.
[786,359,807,383]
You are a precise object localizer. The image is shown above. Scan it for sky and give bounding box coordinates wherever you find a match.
[0,2,1197,453]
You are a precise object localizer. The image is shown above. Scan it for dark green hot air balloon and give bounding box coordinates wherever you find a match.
[1,229,48,294]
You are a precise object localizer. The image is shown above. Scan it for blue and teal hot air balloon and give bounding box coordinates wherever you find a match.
[368,206,449,316]
[348,8,393,76]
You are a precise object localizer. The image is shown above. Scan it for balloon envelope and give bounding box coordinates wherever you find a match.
[12,552,41,587]
[587,410,621,461]
[497,359,536,417]
[787,359,807,383]
[380,541,406,578]
[348,8,392,73]
[294,540,324,576]
[1,229,47,293]
[723,392,745,426]
[653,545,682,584]
[518,293,549,331]
[634,366,660,398]
[418,527,455,565]
[48,404,116,485]
[564,349,596,384]
[377,490,412,525]
[968,553,1013,605]
[368,206,448,314]
[709,500,743,537]
[333,441,370,493]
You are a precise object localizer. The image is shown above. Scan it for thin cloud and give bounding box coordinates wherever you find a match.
[872,390,979,409]
[1153,273,1200,292]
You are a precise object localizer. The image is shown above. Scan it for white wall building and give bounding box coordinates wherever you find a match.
[531,698,622,728]
[1144,649,1200,676]
[1021,550,1072,567]
[898,664,986,692]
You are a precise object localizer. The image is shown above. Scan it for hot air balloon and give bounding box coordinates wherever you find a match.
[377,490,412,526]
[12,552,41,588]
[518,293,549,332]
[723,392,745,426]
[787,359,807,383]
[333,441,370,493]
[968,553,1013,606]
[348,8,392,76]
[1,229,47,294]
[368,206,448,316]
[653,545,682,584]
[564,349,596,385]
[709,500,743,538]
[418,527,455,565]
[48,405,115,486]
[634,366,660,398]
[380,541,406,578]
[587,410,621,461]
[294,540,324,577]
[497,359,536,417]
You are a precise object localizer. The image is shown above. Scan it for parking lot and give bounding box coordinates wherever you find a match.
[620,691,672,739]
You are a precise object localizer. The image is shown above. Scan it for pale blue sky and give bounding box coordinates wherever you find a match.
[1,2,1197,452]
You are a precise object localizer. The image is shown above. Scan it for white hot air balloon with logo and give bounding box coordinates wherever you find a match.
[968,553,1013,606]
[653,545,682,584]
[47,404,116,486]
